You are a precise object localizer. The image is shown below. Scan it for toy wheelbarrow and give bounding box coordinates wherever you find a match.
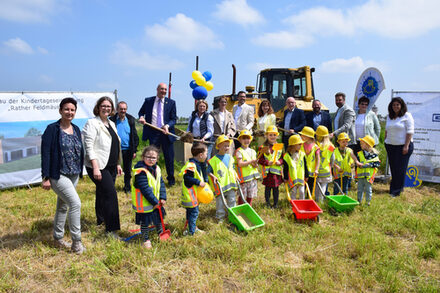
[218,182,265,232]
[320,181,359,213]
[285,182,322,222]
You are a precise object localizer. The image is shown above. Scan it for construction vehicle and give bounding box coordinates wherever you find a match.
[214,65,328,119]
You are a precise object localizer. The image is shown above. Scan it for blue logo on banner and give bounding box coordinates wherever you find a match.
[362,77,379,98]
[433,114,440,122]
[404,165,422,188]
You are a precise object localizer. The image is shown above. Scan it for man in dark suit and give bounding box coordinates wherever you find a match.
[305,99,332,132]
[278,97,306,147]
[138,83,177,186]
[110,101,139,193]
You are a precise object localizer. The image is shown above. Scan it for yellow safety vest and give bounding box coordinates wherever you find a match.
[235,147,260,183]
[131,166,161,213]
[301,144,319,175]
[333,147,353,179]
[317,143,335,178]
[283,151,306,188]
[261,147,283,178]
[208,155,237,196]
[356,151,380,183]
[178,162,200,208]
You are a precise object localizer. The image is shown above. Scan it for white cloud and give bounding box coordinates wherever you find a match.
[38,74,53,83]
[320,57,381,73]
[109,42,184,71]
[0,0,69,23]
[213,0,265,26]
[423,64,440,72]
[256,0,440,49]
[252,31,314,49]
[37,46,48,54]
[3,38,33,54]
[145,13,224,51]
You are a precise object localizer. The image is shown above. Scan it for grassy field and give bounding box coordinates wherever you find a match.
[1,173,440,292]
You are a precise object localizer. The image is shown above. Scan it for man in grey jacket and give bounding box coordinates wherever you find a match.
[330,92,356,148]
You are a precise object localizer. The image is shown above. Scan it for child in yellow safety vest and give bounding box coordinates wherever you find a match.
[179,143,208,236]
[235,130,260,206]
[299,126,321,201]
[283,134,308,199]
[333,132,360,194]
[132,146,167,249]
[258,125,283,209]
[315,125,335,202]
[208,135,238,222]
[356,135,381,206]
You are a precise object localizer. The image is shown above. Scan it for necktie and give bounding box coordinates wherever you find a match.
[156,99,163,128]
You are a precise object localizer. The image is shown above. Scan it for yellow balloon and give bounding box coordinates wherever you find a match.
[192,70,202,80]
[195,76,206,86]
[205,81,214,91]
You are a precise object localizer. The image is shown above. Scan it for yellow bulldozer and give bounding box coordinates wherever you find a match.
[213,65,328,119]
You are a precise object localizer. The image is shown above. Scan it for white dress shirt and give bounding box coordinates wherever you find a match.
[151,96,164,127]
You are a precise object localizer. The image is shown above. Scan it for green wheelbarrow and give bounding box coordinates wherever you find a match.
[218,182,265,232]
[321,181,359,213]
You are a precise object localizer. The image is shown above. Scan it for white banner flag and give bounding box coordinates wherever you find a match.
[354,67,385,113]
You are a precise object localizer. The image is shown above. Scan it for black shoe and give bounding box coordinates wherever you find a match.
[168,181,176,187]
[123,187,131,193]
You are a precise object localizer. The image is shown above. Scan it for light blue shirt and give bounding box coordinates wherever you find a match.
[312,113,322,130]
[334,108,342,130]
[234,105,242,125]
[284,110,293,130]
[116,117,130,150]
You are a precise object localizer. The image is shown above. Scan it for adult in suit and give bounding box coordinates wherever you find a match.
[305,99,332,132]
[232,91,254,149]
[278,97,306,147]
[138,83,177,186]
[329,92,356,147]
[210,96,236,157]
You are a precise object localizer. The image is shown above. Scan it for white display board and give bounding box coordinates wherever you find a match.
[0,91,116,189]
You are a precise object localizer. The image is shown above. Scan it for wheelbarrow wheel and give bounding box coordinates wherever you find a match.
[292,213,297,222]
[314,215,320,223]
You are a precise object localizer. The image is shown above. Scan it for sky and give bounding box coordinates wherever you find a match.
[1,0,440,118]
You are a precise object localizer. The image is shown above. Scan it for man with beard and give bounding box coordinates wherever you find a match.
[305,99,332,132]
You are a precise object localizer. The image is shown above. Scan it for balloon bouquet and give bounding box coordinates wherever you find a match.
[190,70,214,100]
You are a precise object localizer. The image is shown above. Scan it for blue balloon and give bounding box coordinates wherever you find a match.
[202,71,212,82]
[189,80,198,89]
[192,86,208,100]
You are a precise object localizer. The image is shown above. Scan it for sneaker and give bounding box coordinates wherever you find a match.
[106,231,122,241]
[367,201,370,206]
[71,240,85,254]
[195,228,204,234]
[183,230,189,236]
[143,240,152,249]
[54,238,71,249]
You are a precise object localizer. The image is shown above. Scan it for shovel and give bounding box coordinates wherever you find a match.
[144,121,213,144]
[158,204,171,241]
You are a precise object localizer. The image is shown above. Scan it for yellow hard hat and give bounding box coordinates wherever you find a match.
[298,126,315,139]
[288,134,304,146]
[238,129,253,141]
[215,134,231,149]
[316,125,329,137]
[265,125,279,135]
[196,184,214,204]
[337,132,351,142]
[359,135,375,148]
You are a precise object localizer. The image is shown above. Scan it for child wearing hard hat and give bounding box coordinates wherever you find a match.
[258,125,284,208]
[299,126,321,201]
[356,135,380,206]
[314,125,335,202]
[179,143,210,236]
[235,130,260,206]
[208,135,238,222]
[132,146,167,249]
[283,134,309,199]
[333,132,361,194]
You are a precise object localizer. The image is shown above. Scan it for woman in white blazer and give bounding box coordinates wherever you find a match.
[83,96,122,238]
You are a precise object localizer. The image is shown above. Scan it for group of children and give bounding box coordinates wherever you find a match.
[131,125,380,249]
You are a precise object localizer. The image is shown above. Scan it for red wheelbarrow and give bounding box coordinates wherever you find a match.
[285,182,323,222]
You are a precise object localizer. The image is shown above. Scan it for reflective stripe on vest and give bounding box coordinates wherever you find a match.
[262,147,282,178]
[208,155,237,196]
[355,151,380,183]
[301,144,318,174]
[318,143,334,178]
[131,166,161,213]
[333,147,353,179]
[235,147,260,183]
[178,161,200,208]
[283,151,305,188]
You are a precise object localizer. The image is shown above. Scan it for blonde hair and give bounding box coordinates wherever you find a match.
[360,141,379,154]
[316,135,331,146]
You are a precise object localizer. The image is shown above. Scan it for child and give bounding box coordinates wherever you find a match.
[299,126,321,201]
[208,135,238,222]
[356,135,380,206]
[235,129,260,206]
[132,146,166,249]
[315,125,335,202]
[179,143,208,235]
[283,134,308,199]
[258,125,283,208]
[333,133,360,194]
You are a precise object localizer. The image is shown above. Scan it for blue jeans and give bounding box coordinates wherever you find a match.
[186,206,199,235]
[334,176,350,195]
[357,178,372,204]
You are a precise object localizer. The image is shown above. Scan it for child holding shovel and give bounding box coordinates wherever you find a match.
[283,134,308,199]
[356,135,381,206]
[235,130,260,206]
[258,125,284,209]
[208,135,238,222]
[299,126,321,201]
[333,132,360,194]
[132,146,167,249]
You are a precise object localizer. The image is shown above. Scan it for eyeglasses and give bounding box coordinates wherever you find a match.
[143,156,157,160]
